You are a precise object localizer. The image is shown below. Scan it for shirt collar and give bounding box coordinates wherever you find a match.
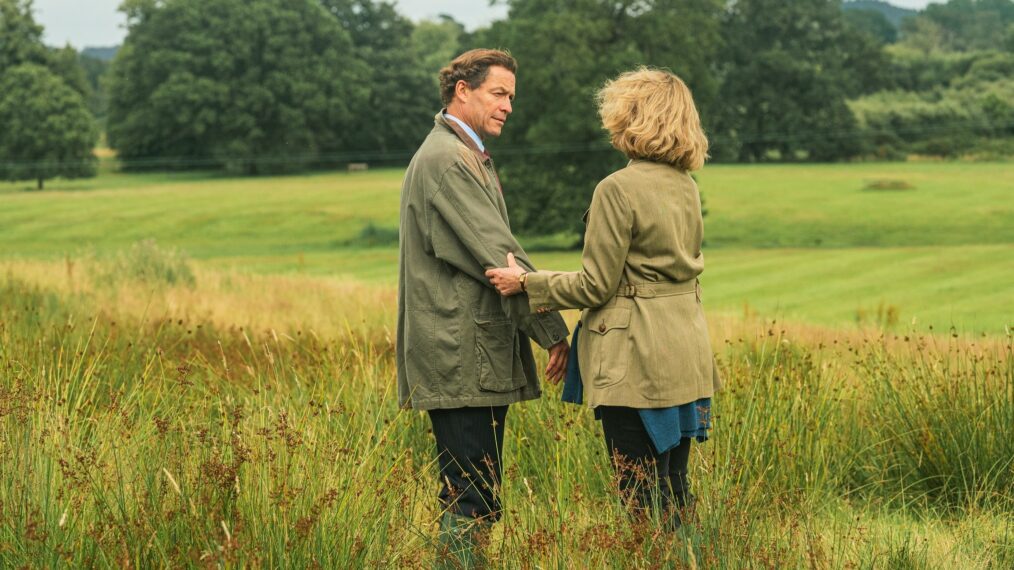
[443,112,485,153]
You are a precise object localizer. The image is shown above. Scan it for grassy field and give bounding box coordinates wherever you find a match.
[3,161,1009,332]
[2,161,1011,252]
[0,264,1011,568]
[1,161,1012,567]
[695,162,1013,248]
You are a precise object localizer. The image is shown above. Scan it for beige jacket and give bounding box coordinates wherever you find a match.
[525,159,721,408]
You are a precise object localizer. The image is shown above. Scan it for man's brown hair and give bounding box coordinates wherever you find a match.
[439,49,518,106]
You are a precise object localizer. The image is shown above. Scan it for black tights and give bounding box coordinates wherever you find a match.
[599,406,693,526]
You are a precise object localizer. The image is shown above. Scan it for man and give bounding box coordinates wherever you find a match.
[396,49,570,566]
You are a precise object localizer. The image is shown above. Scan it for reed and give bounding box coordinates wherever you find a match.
[1,272,1011,568]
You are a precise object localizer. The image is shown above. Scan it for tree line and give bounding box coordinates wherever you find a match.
[0,0,1011,233]
[0,0,97,189]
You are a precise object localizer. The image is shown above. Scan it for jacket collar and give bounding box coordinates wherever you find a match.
[435,110,490,163]
[628,157,683,172]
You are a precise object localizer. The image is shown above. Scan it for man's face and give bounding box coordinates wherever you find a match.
[456,65,515,140]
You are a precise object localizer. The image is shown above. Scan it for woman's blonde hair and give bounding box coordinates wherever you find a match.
[597,67,708,171]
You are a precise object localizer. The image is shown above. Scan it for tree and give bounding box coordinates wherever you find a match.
[319,0,438,155]
[844,8,898,44]
[714,0,890,162]
[841,0,917,28]
[1,1,90,94]
[901,0,1014,52]
[78,52,111,120]
[850,51,1014,157]
[0,0,47,75]
[476,0,723,237]
[0,64,98,189]
[411,16,465,95]
[107,0,369,173]
[48,44,90,97]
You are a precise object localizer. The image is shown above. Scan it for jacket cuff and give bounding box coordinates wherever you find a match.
[524,271,553,310]
[525,309,569,349]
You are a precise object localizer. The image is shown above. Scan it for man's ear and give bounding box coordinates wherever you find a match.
[455,79,470,103]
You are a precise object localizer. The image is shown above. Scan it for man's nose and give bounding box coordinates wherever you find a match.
[502,99,512,115]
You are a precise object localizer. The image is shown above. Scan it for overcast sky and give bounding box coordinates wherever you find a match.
[35,0,942,49]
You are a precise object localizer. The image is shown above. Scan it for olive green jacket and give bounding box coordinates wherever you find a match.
[396,113,569,410]
[526,160,722,408]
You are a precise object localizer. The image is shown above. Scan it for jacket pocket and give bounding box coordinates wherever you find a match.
[585,307,631,387]
[474,317,525,393]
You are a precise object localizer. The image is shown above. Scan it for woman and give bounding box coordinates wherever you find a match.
[485,67,721,528]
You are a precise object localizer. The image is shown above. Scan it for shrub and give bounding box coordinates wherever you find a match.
[863,179,915,191]
[344,222,399,248]
[87,239,196,288]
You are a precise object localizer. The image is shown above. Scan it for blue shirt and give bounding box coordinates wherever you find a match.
[443,112,485,153]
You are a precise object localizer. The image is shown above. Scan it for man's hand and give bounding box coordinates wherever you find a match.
[485,252,526,297]
[545,340,569,385]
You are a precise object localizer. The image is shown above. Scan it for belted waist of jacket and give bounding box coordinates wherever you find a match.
[616,279,700,301]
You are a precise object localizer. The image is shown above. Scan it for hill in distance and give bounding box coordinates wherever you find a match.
[81,46,119,61]
[843,0,919,28]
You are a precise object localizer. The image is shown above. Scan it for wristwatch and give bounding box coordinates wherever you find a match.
[519,271,528,292]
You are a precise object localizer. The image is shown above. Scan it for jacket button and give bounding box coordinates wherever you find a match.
[598,323,606,333]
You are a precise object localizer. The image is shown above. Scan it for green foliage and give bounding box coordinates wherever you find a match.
[715,0,890,163]
[0,2,93,100]
[106,0,452,171]
[106,0,369,173]
[0,0,47,75]
[319,1,440,154]
[862,179,914,191]
[411,17,465,92]
[0,64,98,189]
[476,0,724,236]
[86,239,197,288]
[846,1,1014,160]
[46,44,89,97]
[884,44,982,91]
[80,45,118,61]
[842,0,918,28]
[344,222,399,248]
[850,52,1014,157]
[901,0,1014,52]
[957,51,1014,85]
[844,7,898,44]
[78,53,110,120]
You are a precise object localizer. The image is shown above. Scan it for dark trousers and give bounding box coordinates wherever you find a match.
[599,406,693,522]
[428,406,509,522]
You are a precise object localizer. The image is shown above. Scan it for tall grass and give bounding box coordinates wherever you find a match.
[851,335,1014,510]
[84,239,197,288]
[1,273,1012,567]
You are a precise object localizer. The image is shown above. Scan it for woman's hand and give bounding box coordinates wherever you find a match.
[485,252,526,296]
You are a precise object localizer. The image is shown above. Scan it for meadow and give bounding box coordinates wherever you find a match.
[1,161,1010,331]
[0,161,1012,567]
